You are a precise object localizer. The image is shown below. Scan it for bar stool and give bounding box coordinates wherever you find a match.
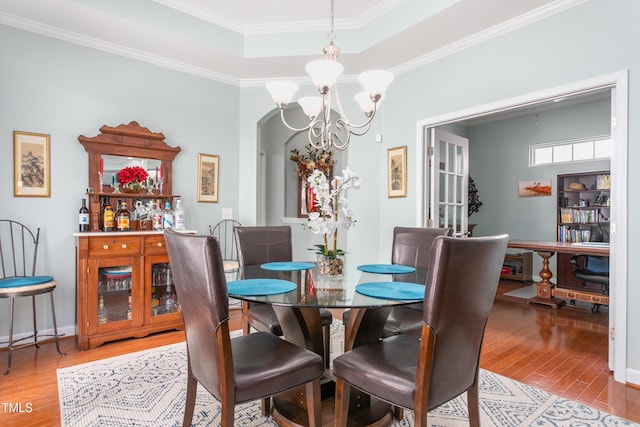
[0,219,65,374]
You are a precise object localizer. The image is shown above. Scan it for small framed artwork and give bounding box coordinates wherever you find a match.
[14,131,51,197]
[387,146,407,198]
[197,153,219,203]
[518,180,552,197]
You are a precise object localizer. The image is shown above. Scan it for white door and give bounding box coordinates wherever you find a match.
[428,128,469,236]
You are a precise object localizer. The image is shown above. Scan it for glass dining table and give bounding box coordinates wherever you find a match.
[228,262,427,427]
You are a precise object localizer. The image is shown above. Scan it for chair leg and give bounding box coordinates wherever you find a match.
[306,379,322,427]
[31,295,40,348]
[182,369,197,427]
[4,298,15,375]
[241,301,250,335]
[49,292,66,356]
[467,383,480,427]
[334,378,350,427]
[322,323,331,369]
[261,397,271,416]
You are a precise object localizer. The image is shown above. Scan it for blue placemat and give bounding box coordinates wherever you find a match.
[227,279,297,296]
[356,282,424,300]
[357,264,416,274]
[260,262,316,271]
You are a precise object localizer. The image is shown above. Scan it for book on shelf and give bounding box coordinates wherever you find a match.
[557,225,592,242]
[559,207,600,224]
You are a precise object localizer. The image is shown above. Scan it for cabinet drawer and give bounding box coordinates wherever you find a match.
[144,235,167,255]
[88,236,141,257]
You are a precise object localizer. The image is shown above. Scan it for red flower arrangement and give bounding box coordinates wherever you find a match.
[118,166,148,185]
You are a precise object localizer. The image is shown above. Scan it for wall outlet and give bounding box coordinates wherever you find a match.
[221,208,233,220]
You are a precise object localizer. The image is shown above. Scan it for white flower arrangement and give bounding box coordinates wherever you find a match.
[305,167,360,256]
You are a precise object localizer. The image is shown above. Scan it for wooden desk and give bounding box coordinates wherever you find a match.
[507,240,610,308]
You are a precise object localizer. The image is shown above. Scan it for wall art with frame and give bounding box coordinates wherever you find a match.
[197,153,219,203]
[387,145,407,198]
[14,131,50,197]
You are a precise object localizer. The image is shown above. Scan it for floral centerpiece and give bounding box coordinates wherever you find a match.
[118,166,148,193]
[290,145,336,214]
[305,167,360,276]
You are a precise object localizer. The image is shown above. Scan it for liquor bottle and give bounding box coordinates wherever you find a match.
[116,200,131,232]
[126,295,132,320]
[151,200,163,231]
[79,198,90,232]
[173,199,185,231]
[98,295,108,324]
[162,201,174,230]
[165,281,174,313]
[102,197,115,232]
[99,197,106,230]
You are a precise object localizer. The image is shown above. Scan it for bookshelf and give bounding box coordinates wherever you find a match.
[556,170,610,288]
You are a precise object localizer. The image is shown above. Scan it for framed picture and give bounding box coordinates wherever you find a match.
[518,180,552,197]
[197,153,219,203]
[14,131,50,197]
[387,146,407,198]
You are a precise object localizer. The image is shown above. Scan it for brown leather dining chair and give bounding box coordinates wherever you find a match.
[334,234,509,427]
[164,230,323,427]
[382,226,453,338]
[234,226,334,367]
[343,226,453,338]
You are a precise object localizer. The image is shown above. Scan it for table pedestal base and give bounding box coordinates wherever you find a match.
[271,383,393,427]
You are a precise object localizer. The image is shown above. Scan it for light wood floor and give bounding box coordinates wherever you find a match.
[2,281,639,426]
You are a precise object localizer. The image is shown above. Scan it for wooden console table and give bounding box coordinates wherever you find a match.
[507,240,610,308]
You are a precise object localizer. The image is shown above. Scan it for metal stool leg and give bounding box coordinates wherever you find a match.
[4,298,15,375]
[49,291,66,356]
[32,295,40,348]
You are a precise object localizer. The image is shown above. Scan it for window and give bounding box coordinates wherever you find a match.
[530,135,611,166]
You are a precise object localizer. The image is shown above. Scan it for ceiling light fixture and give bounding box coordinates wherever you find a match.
[265,0,394,151]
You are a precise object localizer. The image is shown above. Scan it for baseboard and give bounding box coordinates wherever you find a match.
[0,324,76,348]
[626,368,640,387]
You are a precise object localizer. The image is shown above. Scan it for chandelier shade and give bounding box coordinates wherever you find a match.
[265,0,393,151]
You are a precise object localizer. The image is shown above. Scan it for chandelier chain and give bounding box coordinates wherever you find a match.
[329,0,336,43]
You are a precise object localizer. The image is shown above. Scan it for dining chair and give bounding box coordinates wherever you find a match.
[383,226,453,338]
[0,219,66,375]
[342,226,452,338]
[234,225,334,368]
[209,219,241,279]
[333,234,509,427]
[164,230,323,427]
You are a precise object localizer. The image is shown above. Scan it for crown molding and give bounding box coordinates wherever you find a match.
[390,0,588,76]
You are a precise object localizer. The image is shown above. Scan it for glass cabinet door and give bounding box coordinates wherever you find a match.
[150,261,180,318]
[97,265,133,324]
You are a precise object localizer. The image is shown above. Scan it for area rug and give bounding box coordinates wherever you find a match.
[58,322,635,426]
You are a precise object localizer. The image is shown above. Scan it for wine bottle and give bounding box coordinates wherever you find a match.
[162,201,174,230]
[103,197,115,232]
[79,198,90,232]
[116,200,131,232]
[151,200,163,231]
[173,199,185,231]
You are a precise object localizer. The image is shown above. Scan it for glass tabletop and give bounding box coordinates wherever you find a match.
[229,264,427,309]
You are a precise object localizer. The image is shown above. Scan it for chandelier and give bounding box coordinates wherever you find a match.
[265,0,394,151]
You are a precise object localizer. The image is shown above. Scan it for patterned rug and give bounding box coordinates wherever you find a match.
[58,323,636,426]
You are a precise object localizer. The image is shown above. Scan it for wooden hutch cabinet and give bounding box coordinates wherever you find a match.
[74,122,184,350]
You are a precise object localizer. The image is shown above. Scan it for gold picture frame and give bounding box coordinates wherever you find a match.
[197,153,219,202]
[14,131,51,197]
[387,146,407,198]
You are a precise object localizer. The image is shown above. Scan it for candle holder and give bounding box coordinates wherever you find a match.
[155,177,165,194]
[113,180,121,194]
[98,172,103,192]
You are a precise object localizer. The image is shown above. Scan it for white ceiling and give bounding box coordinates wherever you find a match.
[0,0,586,85]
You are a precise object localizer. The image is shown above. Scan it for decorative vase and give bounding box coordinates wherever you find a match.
[123,181,143,193]
[317,254,345,277]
